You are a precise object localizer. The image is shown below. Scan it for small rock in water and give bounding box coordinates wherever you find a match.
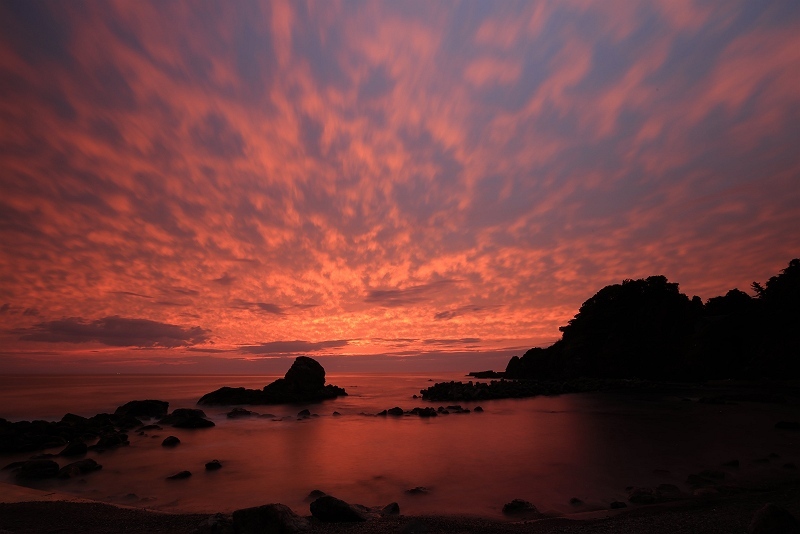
[58,459,102,479]
[167,470,192,480]
[205,460,222,471]
[227,407,257,418]
[59,441,87,457]
[332,411,341,416]
[474,406,484,412]
[610,501,627,509]
[405,486,429,495]
[310,495,368,522]
[161,436,180,447]
[502,499,538,516]
[15,460,60,479]
[569,497,583,506]
[297,409,311,418]
[382,502,400,516]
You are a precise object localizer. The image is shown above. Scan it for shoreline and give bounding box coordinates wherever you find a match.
[2,480,800,533]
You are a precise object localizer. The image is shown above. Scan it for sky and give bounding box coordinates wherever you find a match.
[1,1,799,374]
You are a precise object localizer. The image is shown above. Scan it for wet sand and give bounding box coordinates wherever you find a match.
[2,480,800,533]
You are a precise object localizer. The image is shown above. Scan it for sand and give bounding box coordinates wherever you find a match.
[2,481,800,533]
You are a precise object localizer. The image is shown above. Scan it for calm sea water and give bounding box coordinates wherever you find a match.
[1,374,799,518]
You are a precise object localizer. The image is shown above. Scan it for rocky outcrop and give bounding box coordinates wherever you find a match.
[233,503,310,533]
[167,470,192,480]
[197,357,347,406]
[59,440,87,457]
[159,408,215,428]
[502,499,539,516]
[14,459,60,479]
[114,400,169,419]
[205,459,222,471]
[310,495,369,522]
[161,436,180,447]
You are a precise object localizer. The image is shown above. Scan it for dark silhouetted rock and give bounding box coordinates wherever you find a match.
[775,421,800,430]
[382,502,400,516]
[610,501,627,509]
[297,409,311,418]
[162,436,180,447]
[59,440,87,457]
[139,424,162,431]
[58,459,101,479]
[387,407,404,416]
[628,487,656,504]
[570,497,583,506]
[197,357,347,406]
[91,432,129,450]
[410,407,437,417]
[159,408,215,428]
[467,370,504,379]
[748,503,800,534]
[305,489,327,502]
[310,495,368,522]
[474,406,484,412]
[194,513,234,534]
[114,400,169,419]
[205,459,222,471]
[15,459,59,479]
[405,487,429,495]
[502,499,538,516]
[332,411,341,416]
[723,459,740,467]
[233,503,310,533]
[227,407,257,418]
[167,470,192,480]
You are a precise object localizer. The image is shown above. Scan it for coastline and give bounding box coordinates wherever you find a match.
[3,480,800,533]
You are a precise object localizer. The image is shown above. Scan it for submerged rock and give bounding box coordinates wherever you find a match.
[197,357,347,406]
[233,503,310,533]
[205,459,222,471]
[161,436,180,447]
[167,470,192,480]
[227,407,257,418]
[59,440,87,457]
[14,459,60,479]
[159,408,215,429]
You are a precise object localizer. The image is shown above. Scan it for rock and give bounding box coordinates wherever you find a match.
[233,503,310,533]
[59,440,87,457]
[304,489,327,502]
[198,357,347,405]
[784,463,797,470]
[382,502,400,516]
[502,499,538,516]
[193,513,234,534]
[410,407,437,417]
[748,503,800,534]
[58,459,102,479]
[569,497,583,506]
[628,487,658,504]
[405,486,429,495]
[722,459,740,467]
[656,484,683,499]
[114,400,169,418]
[297,409,311,418]
[474,406,484,412]
[332,412,341,416]
[387,407,404,416]
[91,432,129,450]
[775,421,800,430]
[610,501,627,509]
[692,487,719,497]
[227,407,257,418]
[160,408,215,428]
[309,495,368,522]
[205,459,222,471]
[139,424,162,431]
[162,436,181,447]
[15,459,60,479]
[167,470,192,480]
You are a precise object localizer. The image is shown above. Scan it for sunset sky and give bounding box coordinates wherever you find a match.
[1,1,799,374]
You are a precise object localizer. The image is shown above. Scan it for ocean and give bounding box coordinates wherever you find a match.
[1,374,799,519]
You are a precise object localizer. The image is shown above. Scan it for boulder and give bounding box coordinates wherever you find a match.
[382,502,400,516]
[502,499,538,516]
[114,400,169,419]
[233,503,310,533]
[58,459,102,479]
[387,407,404,416]
[297,409,311,418]
[610,501,627,509]
[15,459,60,479]
[167,470,192,480]
[748,503,800,534]
[569,497,584,506]
[59,440,87,457]
[309,495,368,522]
[159,408,215,429]
[304,489,327,502]
[405,487,429,495]
[197,357,347,406]
[162,436,181,447]
[91,432,129,450]
[628,487,657,504]
[193,513,234,534]
[205,459,223,471]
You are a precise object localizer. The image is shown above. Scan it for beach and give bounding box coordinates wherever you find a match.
[2,479,800,533]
